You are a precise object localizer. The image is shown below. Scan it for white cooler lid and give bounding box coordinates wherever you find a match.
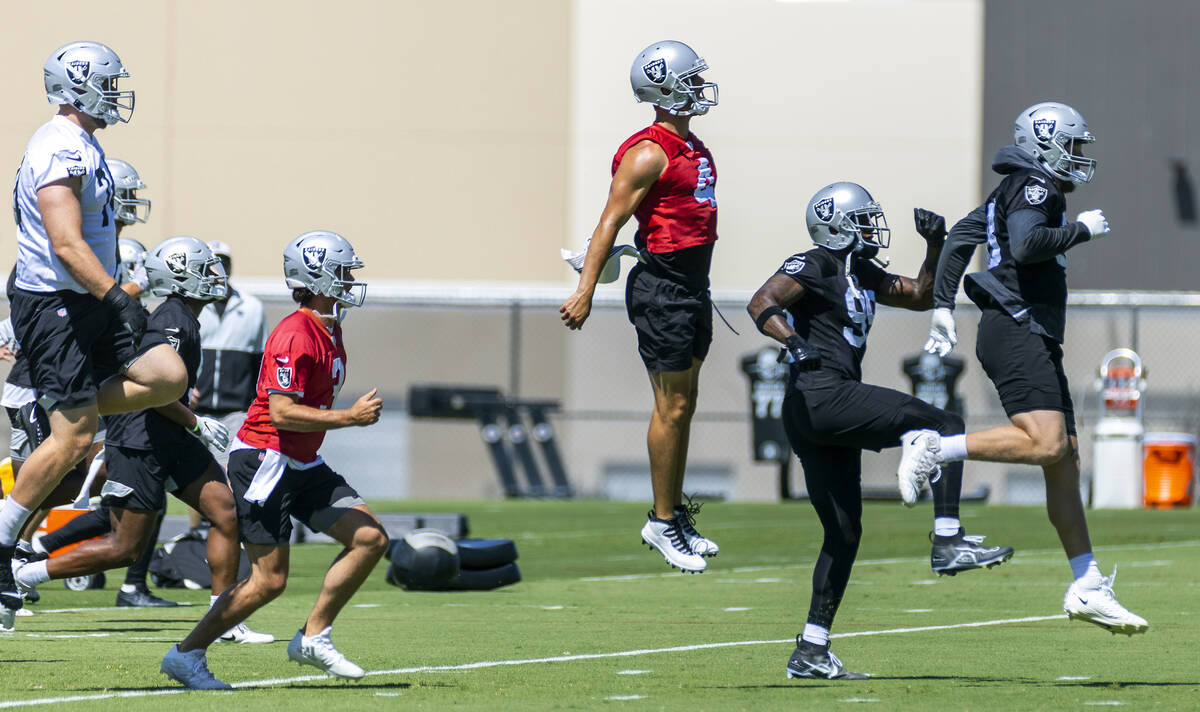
[1144,431,1198,446]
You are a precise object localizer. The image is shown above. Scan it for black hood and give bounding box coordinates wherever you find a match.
[991,145,1046,176]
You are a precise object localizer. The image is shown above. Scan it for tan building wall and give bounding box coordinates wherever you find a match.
[0,1,985,501]
[0,1,571,282]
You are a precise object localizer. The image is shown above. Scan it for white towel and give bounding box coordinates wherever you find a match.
[560,241,641,284]
[243,449,288,505]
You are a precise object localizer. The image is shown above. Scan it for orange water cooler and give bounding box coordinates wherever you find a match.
[1143,433,1196,508]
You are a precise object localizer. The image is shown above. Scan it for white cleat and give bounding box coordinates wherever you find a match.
[674,501,719,557]
[640,513,706,573]
[897,429,942,507]
[161,645,233,690]
[287,627,365,679]
[219,622,275,644]
[1063,566,1148,636]
[0,605,14,633]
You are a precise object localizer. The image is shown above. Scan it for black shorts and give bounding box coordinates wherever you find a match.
[102,439,215,512]
[9,289,138,411]
[975,307,1077,436]
[625,264,712,373]
[227,448,365,546]
[782,372,965,455]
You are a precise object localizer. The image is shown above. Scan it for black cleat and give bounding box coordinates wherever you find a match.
[116,587,179,607]
[786,638,870,680]
[0,545,24,613]
[930,529,1014,577]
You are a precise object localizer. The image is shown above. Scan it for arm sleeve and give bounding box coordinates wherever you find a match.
[1007,209,1091,263]
[932,204,988,309]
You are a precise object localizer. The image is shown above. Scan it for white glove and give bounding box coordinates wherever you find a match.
[128,260,150,291]
[924,307,957,357]
[1076,209,1109,240]
[190,415,230,452]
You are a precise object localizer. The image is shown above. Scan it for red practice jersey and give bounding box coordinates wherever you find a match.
[611,124,717,254]
[238,309,347,463]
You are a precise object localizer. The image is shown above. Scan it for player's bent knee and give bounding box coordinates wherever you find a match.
[355,526,389,557]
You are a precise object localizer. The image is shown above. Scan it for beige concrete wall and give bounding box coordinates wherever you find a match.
[0,1,571,282]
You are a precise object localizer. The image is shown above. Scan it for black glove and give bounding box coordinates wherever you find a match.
[913,207,947,245]
[102,283,147,348]
[785,334,822,372]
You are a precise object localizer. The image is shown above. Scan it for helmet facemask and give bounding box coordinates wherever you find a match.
[1039,131,1096,184]
[320,260,367,308]
[69,71,134,126]
[114,187,150,224]
[667,63,719,116]
[847,203,891,252]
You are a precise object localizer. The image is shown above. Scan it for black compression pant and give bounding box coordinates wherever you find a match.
[783,377,968,630]
[38,505,165,588]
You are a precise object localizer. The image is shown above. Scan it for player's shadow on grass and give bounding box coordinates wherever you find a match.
[273,682,419,691]
[1054,680,1200,688]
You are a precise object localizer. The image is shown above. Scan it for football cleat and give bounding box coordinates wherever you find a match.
[219,622,275,644]
[0,546,25,618]
[786,638,869,680]
[897,430,941,507]
[640,512,706,573]
[116,587,180,608]
[674,496,719,557]
[287,627,365,679]
[12,546,44,603]
[161,645,232,690]
[930,529,1014,576]
[1063,565,1149,636]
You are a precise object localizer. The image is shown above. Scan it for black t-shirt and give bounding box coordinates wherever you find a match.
[963,168,1069,336]
[105,295,202,450]
[778,248,890,381]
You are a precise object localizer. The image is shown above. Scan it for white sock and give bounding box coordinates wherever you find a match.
[801,623,829,647]
[1069,553,1101,582]
[934,517,961,537]
[0,499,32,546]
[120,583,139,594]
[17,539,32,551]
[31,538,48,555]
[18,559,50,587]
[210,594,220,608]
[939,434,968,462]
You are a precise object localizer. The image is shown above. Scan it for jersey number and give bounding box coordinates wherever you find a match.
[841,279,876,348]
[693,157,715,207]
[97,166,113,227]
[331,357,346,399]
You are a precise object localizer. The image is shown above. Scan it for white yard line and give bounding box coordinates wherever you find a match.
[0,614,1064,709]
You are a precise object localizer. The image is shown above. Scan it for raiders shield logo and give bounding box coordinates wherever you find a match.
[814,197,835,222]
[66,60,90,84]
[302,246,326,271]
[1024,184,1048,205]
[276,366,293,389]
[1033,118,1056,142]
[642,58,667,84]
[165,251,188,274]
[783,257,806,274]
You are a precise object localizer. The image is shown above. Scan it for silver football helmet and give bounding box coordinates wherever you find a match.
[145,236,228,300]
[117,237,147,284]
[283,230,366,308]
[105,158,150,225]
[1014,102,1095,184]
[630,41,718,117]
[44,41,134,126]
[806,182,890,252]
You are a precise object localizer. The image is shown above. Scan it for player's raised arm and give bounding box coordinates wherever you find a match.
[559,140,667,330]
[876,208,947,311]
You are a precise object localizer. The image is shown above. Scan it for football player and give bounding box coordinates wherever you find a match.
[747,182,1013,679]
[559,41,720,573]
[162,231,387,690]
[13,238,271,640]
[0,42,188,629]
[909,102,1148,635]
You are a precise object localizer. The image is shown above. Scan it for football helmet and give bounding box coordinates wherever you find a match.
[105,158,150,225]
[117,237,147,285]
[145,236,228,300]
[630,41,717,116]
[283,230,366,308]
[806,182,890,252]
[1014,102,1095,184]
[44,41,134,125]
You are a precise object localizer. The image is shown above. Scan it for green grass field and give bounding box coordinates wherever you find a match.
[1,500,1197,711]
